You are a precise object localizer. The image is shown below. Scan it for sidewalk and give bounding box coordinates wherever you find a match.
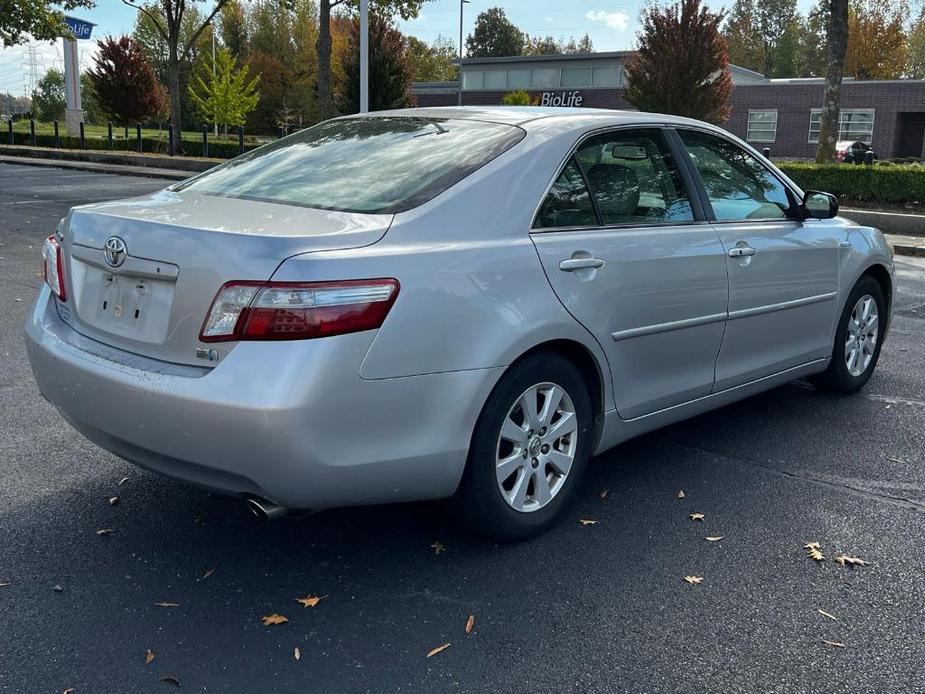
[0,153,196,181]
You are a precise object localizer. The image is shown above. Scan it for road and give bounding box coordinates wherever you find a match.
[1,162,924,693]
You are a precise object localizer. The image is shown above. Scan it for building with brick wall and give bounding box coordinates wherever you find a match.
[411,52,925,161]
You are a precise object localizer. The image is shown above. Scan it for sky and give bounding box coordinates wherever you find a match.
[0,0,817,98]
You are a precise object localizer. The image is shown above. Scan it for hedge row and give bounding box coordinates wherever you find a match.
[778,162,925,205]
[4,131,263,159]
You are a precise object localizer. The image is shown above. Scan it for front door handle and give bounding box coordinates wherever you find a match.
[559,257,605,271]
[728,246,757,258]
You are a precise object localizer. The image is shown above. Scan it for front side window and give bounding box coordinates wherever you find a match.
[534,159,597,229]
[176,117,525,214]
[576,129,694,225]
[678,129,793,222]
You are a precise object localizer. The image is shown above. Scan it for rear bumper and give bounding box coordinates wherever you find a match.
[25,286,501,509]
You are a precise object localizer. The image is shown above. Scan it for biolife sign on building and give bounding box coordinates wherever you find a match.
[540,91,584,107]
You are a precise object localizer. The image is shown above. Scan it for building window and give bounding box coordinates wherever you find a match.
[462,70,483,90]
[508,69,530,89]
[561,67,592,88]
[531,68,560,89]
[592,66,620,87]
[809,109,875,143]
[746,110,778,143]
[483,69,506,90]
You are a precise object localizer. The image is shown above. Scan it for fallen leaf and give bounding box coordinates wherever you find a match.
[160,675,181,687]
[154,602,180,608]
[705,536,723,542]
[426,643,451,658]
[295,595,327,608]
[293,647,301,661]
[53,584,63,592]
[118,476,129,486]
[465,614,475,635]
[145,648,155,665]
[818,609,838,621]
[0,583,11,588]
[108,496,119,506]
[579,519,599,526]
[689,513,705,521]
[683,575,704,585]
[677,490,685,499]
[822,639,845,648]
[63,689,74,694]
[431,541,446,555]
[96,528,115,536]
[834,554,867,567]
[261,613,288,626]
[200,568,215,581]
[599,489,609,499]
[804,541,825,561]
[887,457,905,464]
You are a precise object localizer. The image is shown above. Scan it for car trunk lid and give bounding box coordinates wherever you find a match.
[58,189,392,366]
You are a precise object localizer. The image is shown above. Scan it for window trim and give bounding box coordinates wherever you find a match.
[746,109,778,143]
[530,124,706,233]
[807,108,875,144]
[671,126,803,225]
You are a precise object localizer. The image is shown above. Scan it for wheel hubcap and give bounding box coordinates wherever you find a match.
[495,382,578,513]
[845,294,878,377]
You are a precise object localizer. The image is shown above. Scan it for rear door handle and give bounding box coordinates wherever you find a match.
[728,247,757,258]
[559,257,605,271]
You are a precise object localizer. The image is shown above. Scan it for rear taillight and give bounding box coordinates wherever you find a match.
[42,235,66,301]
[199,279,399,342]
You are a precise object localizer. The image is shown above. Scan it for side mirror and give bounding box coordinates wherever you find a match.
[802,191,838,220]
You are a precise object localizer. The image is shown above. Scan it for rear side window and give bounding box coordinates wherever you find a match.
[534,159,597,229]
[175,117,525,214]
[678,129,794,221]
[576,129,694,225]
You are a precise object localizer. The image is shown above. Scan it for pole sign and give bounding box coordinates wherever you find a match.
[64,16,95,40]
[540,91,584,107]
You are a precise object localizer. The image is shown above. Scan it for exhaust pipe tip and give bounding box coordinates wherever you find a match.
[245,497,288,522]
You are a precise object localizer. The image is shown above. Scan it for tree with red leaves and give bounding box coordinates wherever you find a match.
[625,0,733,125]
[88,35,166,128]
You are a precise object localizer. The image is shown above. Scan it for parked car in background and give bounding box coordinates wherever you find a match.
[836,140,877,164]
[26,107,894,540]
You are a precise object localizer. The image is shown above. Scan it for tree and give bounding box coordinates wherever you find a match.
[909,8,925,78]
[625,0,732,124]
[523,34,594,56]
[466,7,524,58]
[815,0,849,163]
[723,0,763,71]
[87,35,166,127]
[316,0,427,122]
[219,0,248,64]
[756,0,797,76]
[0,0,93,47]
[189,46,260,130]
[121,0,230,153]
[406,35,458,81]
[338,14,414,113]
[32,68,66,121]
[844,0,908,79]
[80,72,105,124]
[792,1,829,77]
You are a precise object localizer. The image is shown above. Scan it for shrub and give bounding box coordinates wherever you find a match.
[501,90,536,106]
[778,162,925,205]
[4,131,262,158]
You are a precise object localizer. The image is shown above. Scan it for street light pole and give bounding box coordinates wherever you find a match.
[360,0,369,113]
[212,25,218,136]
[458,0,470,106]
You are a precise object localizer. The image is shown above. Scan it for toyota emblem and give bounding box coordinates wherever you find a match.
[103,236,128,268]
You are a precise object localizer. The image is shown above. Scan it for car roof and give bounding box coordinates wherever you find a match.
[354,106,723,134]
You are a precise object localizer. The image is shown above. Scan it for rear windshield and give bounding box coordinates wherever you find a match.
[175,117,525,214]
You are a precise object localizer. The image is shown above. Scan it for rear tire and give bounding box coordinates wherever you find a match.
[452,352,593,542]
[810,276,885,394]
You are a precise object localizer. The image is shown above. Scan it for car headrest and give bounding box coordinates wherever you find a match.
[586,164,640,219]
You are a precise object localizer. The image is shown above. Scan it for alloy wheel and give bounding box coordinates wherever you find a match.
[845,294,879,377]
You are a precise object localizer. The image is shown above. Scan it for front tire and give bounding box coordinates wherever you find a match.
[810,276,885,393]
[452,353,593,541]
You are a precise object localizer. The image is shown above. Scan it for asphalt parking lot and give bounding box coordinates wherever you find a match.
[1,162,924,693]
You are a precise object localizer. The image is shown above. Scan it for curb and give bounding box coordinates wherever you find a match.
[0,154,194,181]
[890,243,925,258]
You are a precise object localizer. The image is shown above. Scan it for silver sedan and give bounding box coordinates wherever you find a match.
[25,107,894,539]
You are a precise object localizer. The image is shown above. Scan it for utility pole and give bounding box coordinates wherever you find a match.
[212,22,218,136]
[458,0,470,106]
[360,0,369,113]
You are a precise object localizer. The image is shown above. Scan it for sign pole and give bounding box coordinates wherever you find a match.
[359,0,369,113]
[62,17,95,138]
